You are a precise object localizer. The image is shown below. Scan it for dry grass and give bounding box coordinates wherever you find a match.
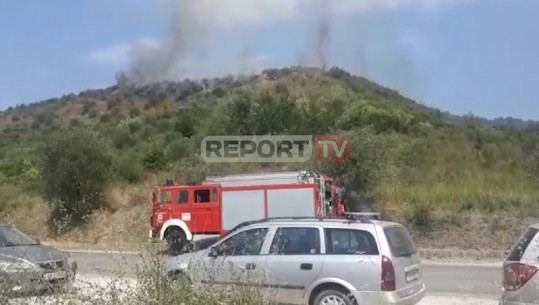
[373,178,539,249]
[375,180,539,213]
[53,180,154,247]
[412,211,535,251]
[376,198,534,251]
[104,179,154,212]
[0,180,153,248]
[0,185,51,239]
[57,102,84,120]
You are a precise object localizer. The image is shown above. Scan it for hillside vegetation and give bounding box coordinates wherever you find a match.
[1,66,538,249]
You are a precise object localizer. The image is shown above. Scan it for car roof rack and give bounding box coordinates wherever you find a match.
[343,212,381,220]
[255,213,380,224]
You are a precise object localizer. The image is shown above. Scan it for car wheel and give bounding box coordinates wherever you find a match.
[313,289,356,305]
[183,241,196,253]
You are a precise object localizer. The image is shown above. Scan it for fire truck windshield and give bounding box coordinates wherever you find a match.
[158,190,172,204]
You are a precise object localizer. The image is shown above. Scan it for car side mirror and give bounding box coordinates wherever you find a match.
[209,246,219,258]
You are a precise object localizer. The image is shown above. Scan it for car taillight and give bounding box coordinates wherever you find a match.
[381,255,396,291]
[503,262,538,291]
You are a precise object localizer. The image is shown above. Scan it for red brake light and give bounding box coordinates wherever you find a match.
[381,255,396,291]
[503,262,538,291]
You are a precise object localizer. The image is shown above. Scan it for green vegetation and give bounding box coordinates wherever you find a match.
[41,129,114,230]
[0,66,538,245]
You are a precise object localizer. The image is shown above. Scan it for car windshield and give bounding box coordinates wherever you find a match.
[222,221,256,238]
[0,226,39,247]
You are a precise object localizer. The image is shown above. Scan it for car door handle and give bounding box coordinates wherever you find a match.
[300,263,313,270]
[239,263,256,270]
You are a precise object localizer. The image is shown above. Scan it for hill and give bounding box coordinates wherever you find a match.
[1,66,538,250]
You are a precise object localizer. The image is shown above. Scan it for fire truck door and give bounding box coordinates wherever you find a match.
[156,189,174,224]
[190,187,220,234]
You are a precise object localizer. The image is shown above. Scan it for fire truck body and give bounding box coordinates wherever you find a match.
[149,171,345,250]
[220,182,322,232]
[203,171,320,186]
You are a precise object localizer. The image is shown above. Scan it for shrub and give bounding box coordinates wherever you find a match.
[115,155,144,183]
[40,129,113,230]
[82,103,92,115]
[313,127,394,194]
[70,118,81,127]
[100,113,111,123]
[410,202,433,233]
[113,129,136,149]
[174,113,196,138]
[129,107,141,118]
[143,147,167,171]
[110,106,122,117]
[157,119,171,133]
[166,138,192,162]
[128,121,141,133]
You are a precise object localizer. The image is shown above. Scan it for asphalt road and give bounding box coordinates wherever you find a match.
[422,263,502,297]
[70,251,505,299]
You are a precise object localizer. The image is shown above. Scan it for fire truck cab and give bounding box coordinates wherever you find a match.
[149,171,346,252]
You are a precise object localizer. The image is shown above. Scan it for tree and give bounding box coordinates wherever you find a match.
[40,130,113,230]
[143,147,167,171]
[312,127,393,195]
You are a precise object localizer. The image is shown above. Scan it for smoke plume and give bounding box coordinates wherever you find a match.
[295,0,332,70]
[315,0,331,70]
[119,0,215,86]
[114,0,426,99]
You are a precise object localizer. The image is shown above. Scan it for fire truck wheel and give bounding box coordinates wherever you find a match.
[166,228,186,255]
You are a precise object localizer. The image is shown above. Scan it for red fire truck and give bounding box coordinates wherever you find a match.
[149,171,347,252]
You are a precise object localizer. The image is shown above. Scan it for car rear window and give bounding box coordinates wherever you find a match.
[324,228,379,255]
[507,227,539,262]
[383,226,417,257]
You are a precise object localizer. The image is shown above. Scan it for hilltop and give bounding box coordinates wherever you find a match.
[1,66,538,250]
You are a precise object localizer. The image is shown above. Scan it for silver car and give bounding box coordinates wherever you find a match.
[0,223,77,296]
[501,223,539,305]
[163,216,426,305]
